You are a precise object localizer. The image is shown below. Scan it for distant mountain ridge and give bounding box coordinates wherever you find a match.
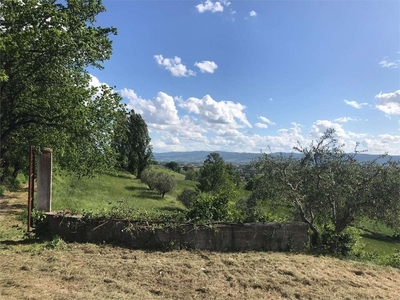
[153,151,400,164]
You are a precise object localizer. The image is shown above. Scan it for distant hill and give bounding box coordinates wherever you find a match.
[153,151,400,165]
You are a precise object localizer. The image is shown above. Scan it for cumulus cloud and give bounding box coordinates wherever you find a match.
[154,55,195,77]
[196,0,224,13]
[119,84,400,154]
[255,123,268,129]
[375,90,400,115]
[249,10,257,17]
[344,99,368,109]
[122,89,180,125]
[379,58,399,68]
[178,95,252,128]
[194,61,218,73]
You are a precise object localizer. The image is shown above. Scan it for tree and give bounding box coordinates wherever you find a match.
[177,188,199,208]
[154,172,175,198]
[165,161,181,173]
[251,129,400,251]
[127,110,152,178]
[140,169,157,190]
[185,166,199,181]
[0,0,123,179]
[140,169,175,198]
[197,152,236,193]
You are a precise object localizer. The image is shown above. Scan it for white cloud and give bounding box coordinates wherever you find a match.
[249,10,257,17]
[379,58,399,68]
[255,123,268,129]
[334,117,358,123]
[375,90,400,115]
[154,55,195,77]
[258,116,276,125]
[122,89,180,125]
[120,84,400,154]
[178,95,252,128]
[196,0,224,13]
[194,61,218,73]
[89,74,104,89]
[344,99,368,109]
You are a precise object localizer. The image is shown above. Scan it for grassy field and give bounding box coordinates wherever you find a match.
[52,168,196,213]
[356,219,400,254]
[1,189,400,300]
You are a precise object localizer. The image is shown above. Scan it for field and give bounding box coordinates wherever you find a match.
[2,189,400,300]
[51,168,196,213]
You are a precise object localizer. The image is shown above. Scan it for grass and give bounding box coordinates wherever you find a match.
[356,219,400,254]
[52,169,191,213]
[2,188,400,299]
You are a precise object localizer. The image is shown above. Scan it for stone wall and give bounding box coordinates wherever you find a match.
[41,213,310,252]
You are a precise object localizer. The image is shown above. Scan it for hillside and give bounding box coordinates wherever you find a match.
[153,151,400,164]
[1,189,400,299]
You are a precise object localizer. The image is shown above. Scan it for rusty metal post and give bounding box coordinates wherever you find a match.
[27,146,35,232]
[37,148,53,212]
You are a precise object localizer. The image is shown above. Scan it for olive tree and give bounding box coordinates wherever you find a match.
[251,129,400,250]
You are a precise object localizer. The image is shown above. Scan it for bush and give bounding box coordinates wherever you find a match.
[164,161,181,173]
[0,185,7,197]
[313,225,360,256]
[186,190,239,222]
[177,188,198,208]
[185,168,199,181]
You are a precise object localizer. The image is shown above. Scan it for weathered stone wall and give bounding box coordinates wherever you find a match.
[41,213,309,252]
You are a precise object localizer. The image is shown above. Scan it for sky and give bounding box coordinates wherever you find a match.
[89,0,400,154]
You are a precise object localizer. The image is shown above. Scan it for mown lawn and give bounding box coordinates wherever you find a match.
[2,189,400,300]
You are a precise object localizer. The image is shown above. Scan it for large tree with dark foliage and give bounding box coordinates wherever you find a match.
[114,110,152,178]
[0,0,124,179]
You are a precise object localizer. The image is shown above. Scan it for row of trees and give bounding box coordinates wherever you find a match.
[0,0,152,182]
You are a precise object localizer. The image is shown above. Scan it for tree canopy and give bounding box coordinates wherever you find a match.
[197,152,237,193]
[0,0,125,178]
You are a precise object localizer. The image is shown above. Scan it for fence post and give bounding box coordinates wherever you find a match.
[27,146,35,232]
[37,148,53,212]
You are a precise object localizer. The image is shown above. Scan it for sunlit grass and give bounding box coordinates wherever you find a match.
[52,170,188,213]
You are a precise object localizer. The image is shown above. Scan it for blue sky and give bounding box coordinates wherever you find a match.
[89,0,400,154]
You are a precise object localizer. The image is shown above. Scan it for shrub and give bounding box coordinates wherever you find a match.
[0,185,7,197]
[313,225,360,256]
[187,191,238,222]
[185,168,199,181]
[177,188,198,208]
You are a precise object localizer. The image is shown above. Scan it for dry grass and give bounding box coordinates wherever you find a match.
[1,190,400,300]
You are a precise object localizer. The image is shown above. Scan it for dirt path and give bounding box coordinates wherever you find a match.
[1,190,400,300]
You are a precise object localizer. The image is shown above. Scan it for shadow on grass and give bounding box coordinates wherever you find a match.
[0,237,43,246]
[158,206,185,213]
[360,228,400,244]
[136,190,163,200]
[124,185,149,192]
